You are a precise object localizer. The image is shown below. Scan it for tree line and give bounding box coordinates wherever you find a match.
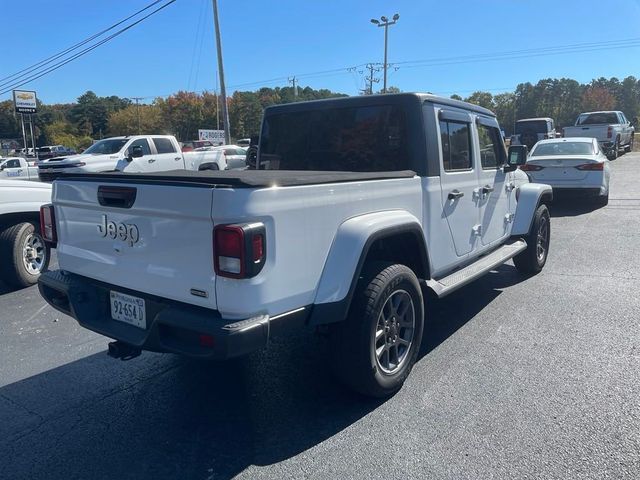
[1,76,638,150]
[457,76,640,135]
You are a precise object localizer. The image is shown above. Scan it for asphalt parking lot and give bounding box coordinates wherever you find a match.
[1,154,639,480]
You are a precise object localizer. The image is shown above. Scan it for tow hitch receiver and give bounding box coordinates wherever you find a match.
[107,341,142,361]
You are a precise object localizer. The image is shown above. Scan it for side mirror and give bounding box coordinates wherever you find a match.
[128,145,144,161]
[505,145,528,171]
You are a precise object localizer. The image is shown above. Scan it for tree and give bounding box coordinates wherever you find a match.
[582,86,616,112]
[450,94,463,101]
[108,104,166,136]
[464,91,494,110]
[493,93,515,135]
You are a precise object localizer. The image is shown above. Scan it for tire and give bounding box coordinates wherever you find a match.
[608,138,619,160]
[330,263,424,398]
[0,222,50,288]
[513,204,550,275]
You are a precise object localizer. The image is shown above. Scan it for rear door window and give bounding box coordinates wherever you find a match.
[153,138,176,154]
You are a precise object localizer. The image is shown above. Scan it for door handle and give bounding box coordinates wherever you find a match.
[448,190,464,200]
[174,157,181,161]
[148,158,156,163]
[482,185,495,194]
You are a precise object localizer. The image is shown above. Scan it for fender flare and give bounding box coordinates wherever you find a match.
[308,210,428,326]
[511,182,553,236]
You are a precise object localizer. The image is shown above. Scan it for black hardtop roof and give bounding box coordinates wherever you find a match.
[264,93,496,117]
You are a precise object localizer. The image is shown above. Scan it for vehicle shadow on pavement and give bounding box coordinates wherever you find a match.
[548,200,601,217]
[0,265,524,480]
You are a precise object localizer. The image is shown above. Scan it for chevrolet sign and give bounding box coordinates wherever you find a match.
[13,90,37,114]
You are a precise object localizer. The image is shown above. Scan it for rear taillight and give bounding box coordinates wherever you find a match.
[576,163,604,171]
[40,204,57,244]
[607,126,613,138]
[520,164,544,171]
[214,223,266,278]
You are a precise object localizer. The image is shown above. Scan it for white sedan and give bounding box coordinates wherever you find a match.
[520,137,610,206]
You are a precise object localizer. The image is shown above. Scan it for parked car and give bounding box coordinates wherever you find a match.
[37,145,76,160]
[37,135,225,182]
[562,111,635,160]
[236,138,251,148]
[196,145,247,170]
[38,93,552,398]
[0,179,52,287]
[181,140,214,152]
[510,118,557,150]
[0,157,40,181]
[520,137,610,206]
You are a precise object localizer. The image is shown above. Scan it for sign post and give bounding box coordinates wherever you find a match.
[13,90,38,157]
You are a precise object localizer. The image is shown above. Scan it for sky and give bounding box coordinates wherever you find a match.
[2,0,640,105]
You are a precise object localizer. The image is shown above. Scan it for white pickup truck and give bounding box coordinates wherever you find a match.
[0,179,51,287]
[37,135,227,182]
[563,111,635,160]
[38,94,552,397]
[0,157,39,181]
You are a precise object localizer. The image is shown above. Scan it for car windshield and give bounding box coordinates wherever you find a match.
[515,120,548,134]
[83,139,128,155]
[531,141,595,156]
[577,113,619,125]
[259,104,409,171]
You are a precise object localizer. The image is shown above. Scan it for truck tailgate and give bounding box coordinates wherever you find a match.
[53,180,217,309]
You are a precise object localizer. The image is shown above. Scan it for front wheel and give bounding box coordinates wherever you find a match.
[330,263,424,398]
[0,222,51,288]
[625,135,634,153]
[513,204,550,275]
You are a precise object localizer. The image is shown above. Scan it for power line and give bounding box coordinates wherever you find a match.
[0,0,165,88]
[0,0,177,96]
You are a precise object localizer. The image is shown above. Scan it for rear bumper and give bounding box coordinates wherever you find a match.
[551,187,604,198]
[38,270,308,360]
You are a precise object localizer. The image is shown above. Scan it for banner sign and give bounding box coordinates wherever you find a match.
[198,129,225,144]
[13,90,37,114]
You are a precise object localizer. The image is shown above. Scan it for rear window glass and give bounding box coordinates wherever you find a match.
[577,113,619,125]
[531,141,595,156]
[259,105,408,171]
[153,138,176,154]
[515,121,548,134]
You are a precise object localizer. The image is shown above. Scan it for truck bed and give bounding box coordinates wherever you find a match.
[54,169,417,188]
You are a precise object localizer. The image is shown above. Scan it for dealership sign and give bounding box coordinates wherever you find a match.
[13,90,37,114]
[198,129,225,144]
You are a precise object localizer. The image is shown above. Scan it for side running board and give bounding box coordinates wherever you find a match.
[426,240,527,298]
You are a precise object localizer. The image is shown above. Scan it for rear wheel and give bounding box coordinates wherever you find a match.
[513,204,550,275]
[608,138,619,160]
[0,222,50,288]
[330,263,424,398]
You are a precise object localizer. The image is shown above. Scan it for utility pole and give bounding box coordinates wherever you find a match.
[215,70,220,130]
[212,0,231,144]
[131,97,143,134]
[288,76,298,99]
[362,63,381,95]
[370,14,399,93]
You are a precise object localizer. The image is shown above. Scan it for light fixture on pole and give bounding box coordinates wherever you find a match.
[370,13,399,93]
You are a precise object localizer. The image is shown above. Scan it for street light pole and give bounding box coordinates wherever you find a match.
[370,14,399,94]
[212,0,231,144]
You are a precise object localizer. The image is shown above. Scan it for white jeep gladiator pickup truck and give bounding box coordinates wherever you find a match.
[37,135,227,182]
[563,111,635,160]
[0,179,51,287]
[38,94,552,397]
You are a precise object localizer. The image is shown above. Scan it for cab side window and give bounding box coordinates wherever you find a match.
[153,138,176,154]
[128,139,151,156]
[440,120,472,171]
[478,124,506,169]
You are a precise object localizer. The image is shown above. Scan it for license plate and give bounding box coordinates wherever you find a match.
[110,291,146,329]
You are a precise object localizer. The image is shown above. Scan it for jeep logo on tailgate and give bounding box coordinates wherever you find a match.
[98,215,140,246]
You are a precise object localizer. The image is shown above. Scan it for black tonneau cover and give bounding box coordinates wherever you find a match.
[56,169,417,188]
